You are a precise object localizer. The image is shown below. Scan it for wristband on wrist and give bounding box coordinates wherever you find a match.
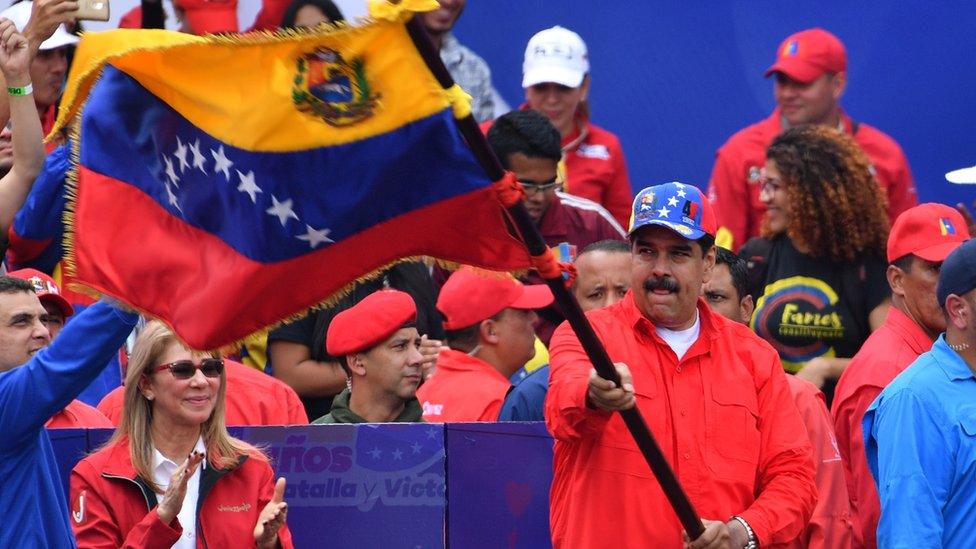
[7,83,32,96]
[731,515,758,549]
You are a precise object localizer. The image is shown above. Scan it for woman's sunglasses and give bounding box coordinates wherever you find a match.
[153,358,224,379]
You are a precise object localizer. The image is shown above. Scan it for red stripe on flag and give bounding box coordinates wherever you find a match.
[71,167,531,348]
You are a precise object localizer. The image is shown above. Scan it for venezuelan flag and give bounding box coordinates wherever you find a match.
[54,11,531,349]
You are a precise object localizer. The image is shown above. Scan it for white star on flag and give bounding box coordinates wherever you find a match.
[162,156,179,187]
[296,224,334,248]
[174,137,189,173]
[211,146,233,180]
[165,184,182,212]
[189,139,207,174]
[676,189,687,198]
[657,206,671,217]
[266,195,299,226]
[667,196,679,207]
[236,170,262,203]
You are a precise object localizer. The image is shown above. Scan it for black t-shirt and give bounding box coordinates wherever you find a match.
[267,261,444,420]
[744,235,889,375]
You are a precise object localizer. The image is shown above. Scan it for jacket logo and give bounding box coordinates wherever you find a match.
[218,501,252,512]
[72,490,86,524]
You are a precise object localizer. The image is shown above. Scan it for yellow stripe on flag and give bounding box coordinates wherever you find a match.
[54,22,449,151]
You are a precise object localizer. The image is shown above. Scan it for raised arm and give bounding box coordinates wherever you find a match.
[0,18,44,237]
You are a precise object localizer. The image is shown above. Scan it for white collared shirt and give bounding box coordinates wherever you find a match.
[152,436,207,549]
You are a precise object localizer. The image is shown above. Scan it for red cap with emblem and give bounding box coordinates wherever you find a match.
[7,268,74,318]
[887,203,970,263]
[765,28,846,84]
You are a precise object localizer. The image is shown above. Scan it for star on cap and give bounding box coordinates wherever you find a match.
[211,146,233,181]
[174,137,189,173]
[667,196,679,207]
[266,195,299,227]
[236,169,262,203]
[676,188,687,198]
[657,206,671,217]
[189,139,207,174]
[295,224,334,248]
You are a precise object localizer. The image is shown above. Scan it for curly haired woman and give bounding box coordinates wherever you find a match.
[742,125,890,403]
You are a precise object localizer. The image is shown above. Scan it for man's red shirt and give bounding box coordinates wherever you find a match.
[832,307,931,549]
[416,349,510,422]
[545,294,816,547]
[47,399,113,429]
[784,375,854,549]
[707,108,917,251]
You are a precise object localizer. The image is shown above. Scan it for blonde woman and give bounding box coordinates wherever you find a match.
[70,321,292,548]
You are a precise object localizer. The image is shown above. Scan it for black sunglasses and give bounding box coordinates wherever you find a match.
[153,358,224,379]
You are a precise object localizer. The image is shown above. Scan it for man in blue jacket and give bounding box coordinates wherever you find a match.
[0,276,138,547]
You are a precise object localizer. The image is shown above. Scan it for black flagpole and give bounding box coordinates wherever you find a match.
[403,16,706,541]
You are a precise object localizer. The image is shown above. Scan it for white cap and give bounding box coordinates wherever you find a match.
[0,1,79,51]
[522,26,589,89]
[946,165,976,184]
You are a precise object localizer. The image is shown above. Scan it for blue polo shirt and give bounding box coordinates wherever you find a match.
[863,335,976,548]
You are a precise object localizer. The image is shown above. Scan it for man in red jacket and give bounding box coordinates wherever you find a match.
[832,203,970,549]
[546,182,816,548]
[707,28,917,252]
[417,266,552,422]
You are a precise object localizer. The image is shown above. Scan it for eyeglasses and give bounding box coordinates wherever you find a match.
[519,177,562,196]
[153,358,224,379]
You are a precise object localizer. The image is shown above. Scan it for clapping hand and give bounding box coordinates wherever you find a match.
[254,477,288,549]
[156,451,205,525]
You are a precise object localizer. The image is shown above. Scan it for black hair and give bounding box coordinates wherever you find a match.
[0,276,33,296]
[487,109,562,169]
[579,239,630,257]
[698,234,715,255]
[280,0,345,29]
[890,254,915,272]
[713,247,749,303]
[444,311,505,353]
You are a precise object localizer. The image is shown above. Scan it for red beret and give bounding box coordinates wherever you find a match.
[326,290,417,356]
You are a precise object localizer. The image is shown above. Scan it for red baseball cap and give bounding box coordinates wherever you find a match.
[7,268,74,318]
[887,203,971,263]
[765,28,846,83]
[326,290,417,356]
[437,266,554,330]
[175,0,238,35]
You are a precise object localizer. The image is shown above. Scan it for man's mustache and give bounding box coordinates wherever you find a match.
[643,276,679,293]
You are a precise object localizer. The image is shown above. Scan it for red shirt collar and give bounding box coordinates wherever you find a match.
[884,305,935,355]
[437,348,512,384]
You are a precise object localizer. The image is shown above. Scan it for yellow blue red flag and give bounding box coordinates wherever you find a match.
[54,10,531,349]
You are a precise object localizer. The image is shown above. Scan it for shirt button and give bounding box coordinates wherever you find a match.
[683,452,691,460]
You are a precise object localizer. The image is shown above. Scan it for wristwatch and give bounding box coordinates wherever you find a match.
[730,515,758,549]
